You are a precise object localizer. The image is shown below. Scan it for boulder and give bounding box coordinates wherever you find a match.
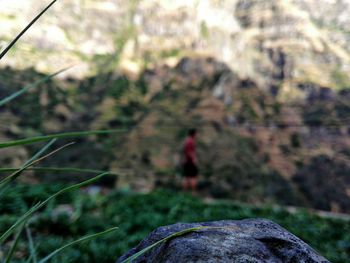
[117,219,329,263]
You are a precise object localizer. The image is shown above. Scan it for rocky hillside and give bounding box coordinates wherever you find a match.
[1,0,350,93]
[114,57,350,212]
[1,56,349,212]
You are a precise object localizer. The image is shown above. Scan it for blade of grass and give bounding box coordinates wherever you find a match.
[38,227,119,263]
[0,203,41,245]
[4,224,25,263]
[25,246,40,263]
[26,226,37,263]
[0,139,57,190]
[0,172,109,245]
[0,141,74,194]
[0,0,58,61]
[0,67,71,107]
[23,139,58,167]
[25,249,39,263]
[27,142,75,167]
[0,129,128,149]
[0,140,75,190]
[0,167,106,175]
[120,226,206,263]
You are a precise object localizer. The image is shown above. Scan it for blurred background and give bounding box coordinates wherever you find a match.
[0,0,349,262]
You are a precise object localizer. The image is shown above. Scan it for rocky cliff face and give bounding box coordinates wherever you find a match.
[0,56,349,212]
[112,56,350,211]
[1,0,350,92]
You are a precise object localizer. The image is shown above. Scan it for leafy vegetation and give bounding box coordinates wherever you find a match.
[293,155,350,211]
[2,59,350,212]
[0,185,349,262]
[0,2,121,261]
[0,0,58,60]
[331,67,350,90]
[0,2,349,261]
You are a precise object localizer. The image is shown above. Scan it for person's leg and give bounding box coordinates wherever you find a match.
[189,177,198,194]
[183,177,190,191]
[189,163,198,194]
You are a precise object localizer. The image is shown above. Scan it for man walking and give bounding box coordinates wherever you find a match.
[182,128,199,194]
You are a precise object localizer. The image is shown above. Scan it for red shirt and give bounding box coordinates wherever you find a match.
[183,136,196,163]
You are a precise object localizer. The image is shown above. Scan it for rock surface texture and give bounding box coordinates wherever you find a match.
[117,219,329,263]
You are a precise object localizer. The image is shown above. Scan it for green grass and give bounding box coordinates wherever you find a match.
[0,0,123,262]
[0,0,58,61]
[1,1,349,262]
[0,130,128,149]
[0,185,349,263]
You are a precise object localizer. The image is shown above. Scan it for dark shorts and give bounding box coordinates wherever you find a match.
[183,162,198,178]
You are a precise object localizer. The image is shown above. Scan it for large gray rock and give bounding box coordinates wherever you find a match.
[117,219,329,263]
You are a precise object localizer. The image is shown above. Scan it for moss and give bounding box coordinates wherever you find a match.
[200,21,210,39]
[159,49,181,58]
[331,68,350,90]
[290,132,301,148]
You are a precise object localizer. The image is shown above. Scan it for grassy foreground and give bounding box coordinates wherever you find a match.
[0,184,349,262]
